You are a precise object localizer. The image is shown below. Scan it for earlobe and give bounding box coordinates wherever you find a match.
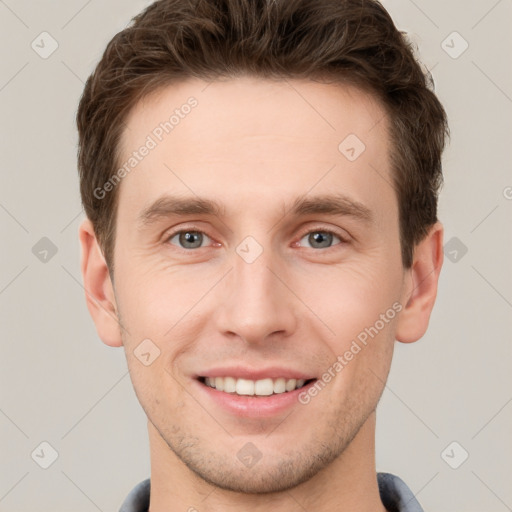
[78,218,123,347]
[395,222,444,344]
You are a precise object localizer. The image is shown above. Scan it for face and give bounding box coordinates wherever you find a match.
[106,77,410,493]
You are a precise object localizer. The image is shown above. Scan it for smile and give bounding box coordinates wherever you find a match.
[200,376,313,396]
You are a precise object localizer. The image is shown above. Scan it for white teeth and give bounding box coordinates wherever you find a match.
[215,377,224,391]
[203,376,309,396]
[254,378,274,396]
[273,378,286,394]
[224,376,236,393]
[236,378,254,396]
[285,378,297,392]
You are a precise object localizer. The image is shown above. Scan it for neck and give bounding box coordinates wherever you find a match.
[147,412,387,512]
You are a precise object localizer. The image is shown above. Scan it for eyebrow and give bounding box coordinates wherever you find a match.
[136,192,373,228]
[137,195,225,227]
[290,193,373,223]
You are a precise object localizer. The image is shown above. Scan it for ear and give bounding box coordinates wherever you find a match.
[78,218,123,347]
[395,221,444,344]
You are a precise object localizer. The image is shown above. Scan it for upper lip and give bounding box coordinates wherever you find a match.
[196,366,316,381]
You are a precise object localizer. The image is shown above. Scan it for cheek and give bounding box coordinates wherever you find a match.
[293,257,403,340]
[125,359,183,427]
[114,259,214,338]
[321,311,396,420]
[114,264,210,389]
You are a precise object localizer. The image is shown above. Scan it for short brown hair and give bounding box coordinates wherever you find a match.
[77,0,449,273]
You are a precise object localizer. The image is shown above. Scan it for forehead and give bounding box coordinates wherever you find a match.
[121,76,388,152]
[116,76,394,223]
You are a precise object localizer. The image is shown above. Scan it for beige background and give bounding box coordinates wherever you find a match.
[1,0,511,510]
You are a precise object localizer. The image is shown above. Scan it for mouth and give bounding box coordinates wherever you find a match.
[193,367,319,417]
[198,376,317,397]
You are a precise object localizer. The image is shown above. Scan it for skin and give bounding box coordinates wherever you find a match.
[79,76,443,512]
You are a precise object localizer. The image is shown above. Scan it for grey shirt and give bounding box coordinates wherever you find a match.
[119,472,424,511]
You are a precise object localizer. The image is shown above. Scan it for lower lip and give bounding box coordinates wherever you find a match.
[193,379,317,418]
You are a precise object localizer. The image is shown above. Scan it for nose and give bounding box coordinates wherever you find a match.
[214,243,299,345]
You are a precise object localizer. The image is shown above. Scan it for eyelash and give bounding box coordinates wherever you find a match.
[163,226,349,252]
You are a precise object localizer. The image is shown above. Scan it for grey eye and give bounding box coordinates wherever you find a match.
[169,231,210,249]
[299,231,341,249]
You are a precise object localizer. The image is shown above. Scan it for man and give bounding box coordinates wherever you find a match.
[77,0,448,510]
